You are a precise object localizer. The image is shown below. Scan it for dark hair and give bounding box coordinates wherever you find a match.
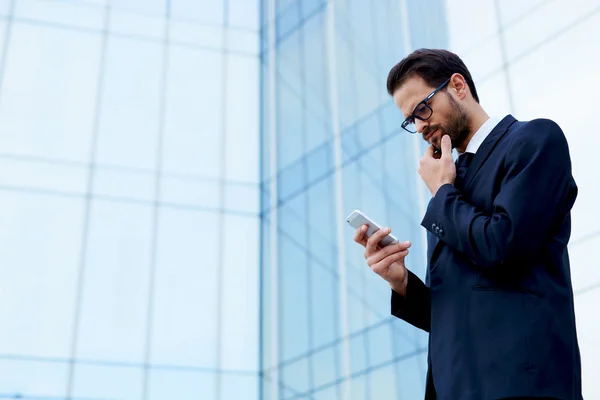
[386,48,479,103]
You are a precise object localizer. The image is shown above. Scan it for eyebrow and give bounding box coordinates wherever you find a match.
[404,100,420,120]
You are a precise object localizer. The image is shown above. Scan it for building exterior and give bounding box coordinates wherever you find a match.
[0,1,598,399]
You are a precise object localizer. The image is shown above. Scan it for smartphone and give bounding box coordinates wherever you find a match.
[346,209,399,247]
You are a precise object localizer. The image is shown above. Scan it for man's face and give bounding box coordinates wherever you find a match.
[393,75,471,150]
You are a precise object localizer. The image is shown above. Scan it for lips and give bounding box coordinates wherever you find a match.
[425,129,437,142]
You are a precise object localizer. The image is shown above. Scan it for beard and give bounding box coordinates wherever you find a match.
[423,94,472,150]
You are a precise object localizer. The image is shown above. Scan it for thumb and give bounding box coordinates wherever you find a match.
[441,135,452,158]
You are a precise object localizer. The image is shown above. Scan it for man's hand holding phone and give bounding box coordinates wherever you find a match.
[353,225,411,296]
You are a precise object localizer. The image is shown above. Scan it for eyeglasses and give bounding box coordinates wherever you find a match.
[401,78,451,134]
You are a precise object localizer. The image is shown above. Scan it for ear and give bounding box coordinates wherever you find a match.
[449,73,468,101]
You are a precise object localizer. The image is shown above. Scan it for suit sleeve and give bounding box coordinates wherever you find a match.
[391,270,430,332]
[421,119,577,268]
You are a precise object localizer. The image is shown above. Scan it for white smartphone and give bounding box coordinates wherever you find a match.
[346,209,399,247]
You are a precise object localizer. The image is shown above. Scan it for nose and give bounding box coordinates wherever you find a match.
[415,119,428,134]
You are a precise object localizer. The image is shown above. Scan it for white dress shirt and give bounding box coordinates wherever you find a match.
[458,116,500,156]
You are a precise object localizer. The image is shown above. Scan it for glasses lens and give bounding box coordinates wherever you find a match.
[414,103,432,120]
[402,119,417,133]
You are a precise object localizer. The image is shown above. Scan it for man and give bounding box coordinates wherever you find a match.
[353,49,582,400]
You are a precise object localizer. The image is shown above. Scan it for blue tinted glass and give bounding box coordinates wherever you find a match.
[281,358,310,394]
[220,374,259,400]
[276,81,304,169]
[220,215,260,371]
[302,0,325,19]
[311,347,338,389]
[310,260,338,347]
[71,364,144,399]
[96,36,162,169]
[279,236,310,360]
[76,200,153,362]
[0,24,101,162]
[0,359,68,397]
[148,370,215,400]
[171,0,224,23]
[163,48,222,177]
[276,1,300,40]
[150,209,220,367]
[0,193,83,357]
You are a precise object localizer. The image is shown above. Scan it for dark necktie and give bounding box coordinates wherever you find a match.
[455,152,474,190]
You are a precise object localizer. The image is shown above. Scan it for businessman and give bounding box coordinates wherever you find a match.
[353,49,582,400]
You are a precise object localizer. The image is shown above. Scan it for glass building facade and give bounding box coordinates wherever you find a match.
[1,0,599,399]
[259,0,446,399]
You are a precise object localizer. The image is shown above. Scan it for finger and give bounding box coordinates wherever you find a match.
[353,225,368,246]
[367,241,412,265]
[441,135,452,158]
[365,226,390,255]
[371,250,409,275]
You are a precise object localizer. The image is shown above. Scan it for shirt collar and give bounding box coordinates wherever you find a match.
[458,116,500,156]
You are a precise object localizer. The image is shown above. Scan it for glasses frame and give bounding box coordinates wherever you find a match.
[401,77,451,134]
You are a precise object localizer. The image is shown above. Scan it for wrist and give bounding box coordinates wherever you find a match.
[390,274,408,297]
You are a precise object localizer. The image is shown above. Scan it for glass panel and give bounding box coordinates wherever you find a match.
[302,0,325,19]
[0,0,9,14]
[170,20,222,50]
[224,54,260,182]
[15,0,105,30]
[395,355,427,399]
[220,214,260,370]
[224,183,260,214]
[281,357,310,395]
[0,192,83,357]
[0,359,68,398]
[310,259,338,348]
[276,1,300,41]
[0,23,102,162]
[114,0,165,15]
[279,236,310,360]
[476,73,511,118]
[110,7,166,39]
[276,78,304,170]
[150,209,219,367]
[444,0,497,54]
[75,200,153,362]
[148,369,215,400]
[220,374,259,400]
[349,331,366,375]
[228,0,259,30]
[367,322,394,367]
[228,29,260,54]
[502,0,598,61]
[71,364,144,400]
[96,35,163,169]
[92,167,155,202]
[311,347,338,389]
[159,175,219,211]
[171,0,224,24]
[163,47,222,177]
[368,363,397,399]
[0,157,87,194]
[314,384,340,400]
[350,375,367,400]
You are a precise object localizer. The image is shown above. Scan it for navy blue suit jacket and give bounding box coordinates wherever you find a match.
[392,115,582,400]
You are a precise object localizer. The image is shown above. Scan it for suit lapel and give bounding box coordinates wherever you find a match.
[463,115,517,189]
